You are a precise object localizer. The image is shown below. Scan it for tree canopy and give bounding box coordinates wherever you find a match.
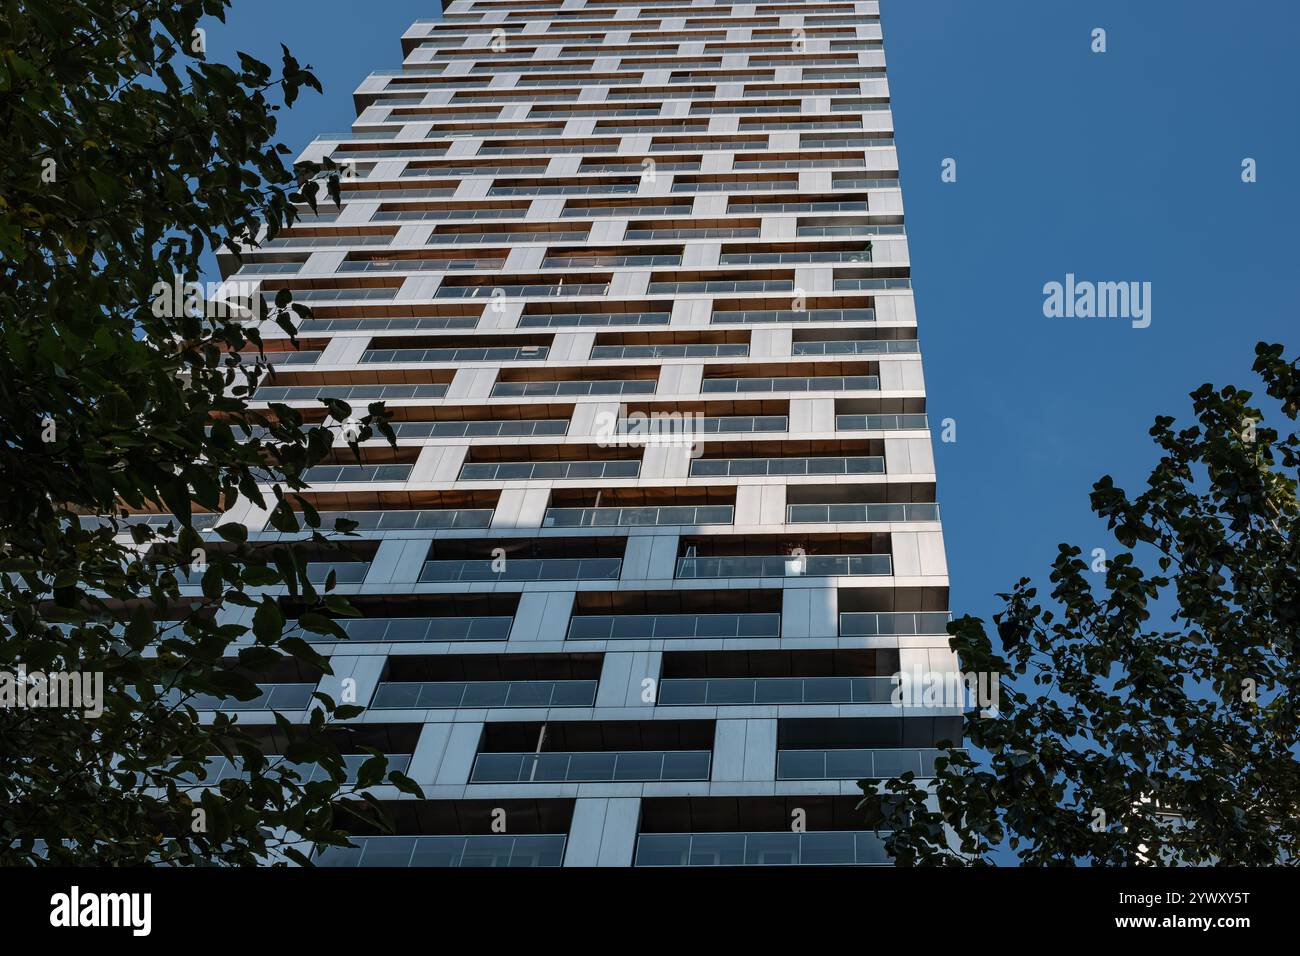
[0,0,409,865]
[861,342,1299,866]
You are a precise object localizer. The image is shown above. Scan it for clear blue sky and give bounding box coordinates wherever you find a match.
[205,0,1299,626]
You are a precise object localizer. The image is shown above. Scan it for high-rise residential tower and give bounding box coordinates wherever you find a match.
[222,0,956,867]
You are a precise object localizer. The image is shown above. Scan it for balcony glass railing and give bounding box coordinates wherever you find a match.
[263,235,393,249]
[701,374,878,393]
[635,831,890,867]
[590,344,748,360]
[298,464,413,483]
[581,162,699,174]
[719,251,871,265]
[79,513,221,532]
[672,180,796,193]
[175,561,367,588]
[372,208,525,222]
[303,616,512,643]
[730,200,867,213]
[543,255,680,269]
[306,562,371,585]
[490,380,655,397]
[428,230,586,244]
[306,509,494,531]
[518,312,670,328]
[800,137,893,149]
[838,612,954,636]
[470,750,711,783]
[648,279,792,294]
[419,558,622,583]
[361,346,548,363]
[459,460,640,481]
[300,316,476,333]
[797,225,905,238]
[658,676,896,706]
[491,184,638,196]
[317,834,567,868]
[676,554,893,578]
[561,205,691,217]
[711,307,874,324]
[267,288,397,302]
[835,413,929,431]
[787,503,940,524]
[334,190,459,204]
[567,613,780,641]
[172,683,316,712]
[251,384,448,402]
[436,283,608,298]
[833,278,912,291]
[690,456,884,477]
[372,680,597,709]
[392,419,566,438]
[792,340,917,356]
[624,228,759,240]
[691,415,787,433]
[191,753,411,786]
[543,505,732,528]
[404,166,547,178]
[776,747,949,780]
[733,158,865,170]
[832,179,901,189]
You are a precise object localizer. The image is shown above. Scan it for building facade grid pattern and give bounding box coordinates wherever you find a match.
[213,0,957,868]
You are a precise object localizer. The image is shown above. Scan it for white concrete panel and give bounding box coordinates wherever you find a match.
[891,532,922,577]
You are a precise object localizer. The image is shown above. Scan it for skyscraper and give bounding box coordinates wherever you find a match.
[227,0,955,867]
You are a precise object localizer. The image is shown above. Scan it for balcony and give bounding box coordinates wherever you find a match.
[776,747,948,780]
[833,278,912,291]
[306,561,370,585]
[518,311,670,328]
[718,250,872,265]
[297,464,413,484]
[390,420,567,438]
[590,344,748,360]
[543,505,733,528]
[701,374,878,393]
[624,227,759,240]
[792,340,917,356]
[361,346,549,363]
[787,503,940,523]
[490,379,654,397]
[419,558,621,583]
[635,831,890,867]
[309,616,512,643]
[838,612,953,637]
[490,183,638,196]
[542,255,681,269]
[192,753,411,785]
[689,456,884,477]
[372,680,597,709]
[567,613,780,641]
[175,683,316,713]
[251,383,448,403]
[435,282,609,298]
[470,750,711,784]
[307,509,494,531]
[427,229,586,244]
[300,315,477,333]
[835,413,929,431]
[316,834,567,868]
[676,554,892,578]
[459,460,640,481]
[658,676,896,706]
[647,279,792,294]
[711,307,874,324]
